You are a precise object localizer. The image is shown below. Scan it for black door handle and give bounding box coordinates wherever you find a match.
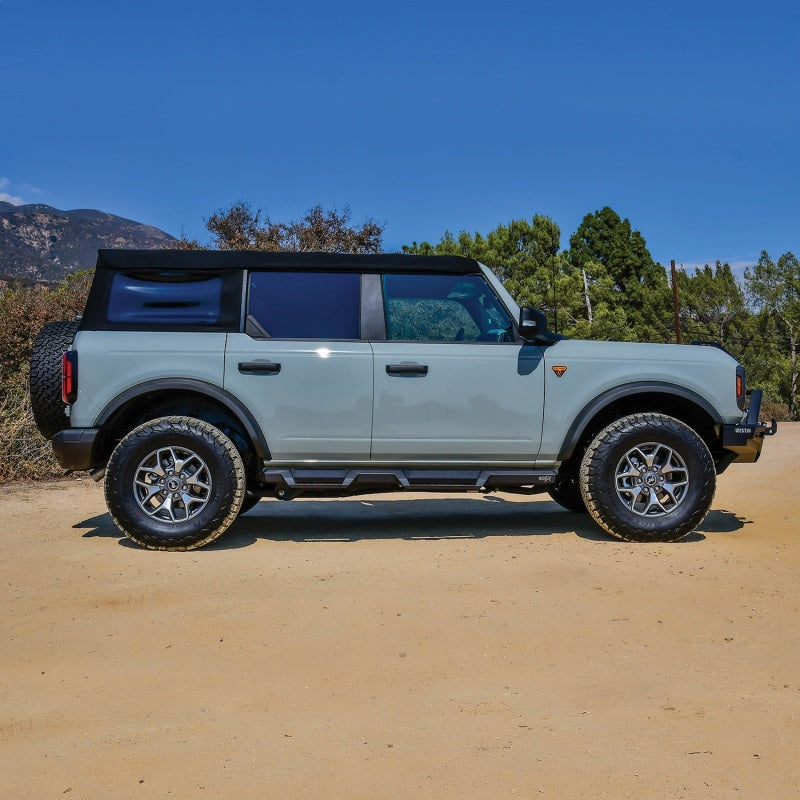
[386,363,428,375]
[238,361,281,374]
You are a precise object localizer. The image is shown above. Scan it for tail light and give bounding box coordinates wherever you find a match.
[62,350,78,404]
[736,365,746,411]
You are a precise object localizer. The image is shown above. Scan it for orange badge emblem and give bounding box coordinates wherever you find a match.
[552,365,568,377]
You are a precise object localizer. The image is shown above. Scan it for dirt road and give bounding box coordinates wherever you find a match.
[2,426,798,799]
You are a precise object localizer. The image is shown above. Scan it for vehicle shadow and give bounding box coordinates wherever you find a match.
[73,497,747,551]
[696,508,751,533]
[221,496,612,548]
[74,496,605,547]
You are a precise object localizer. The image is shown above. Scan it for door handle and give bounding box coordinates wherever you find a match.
[386,363,428,375]
[238,361,281,374]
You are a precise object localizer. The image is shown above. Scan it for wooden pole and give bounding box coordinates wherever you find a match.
[670,259,683,344]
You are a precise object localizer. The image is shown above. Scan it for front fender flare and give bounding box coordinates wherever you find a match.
[555,381,723,463]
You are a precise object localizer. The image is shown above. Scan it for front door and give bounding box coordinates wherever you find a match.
[370,273,545,463]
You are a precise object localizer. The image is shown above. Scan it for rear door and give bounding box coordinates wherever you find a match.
[224,271,373,462]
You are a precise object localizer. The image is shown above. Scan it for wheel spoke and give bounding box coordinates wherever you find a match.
[135,479,164,503]
[149,460,167,478]
[642,488,667,515]
[180,490,204,513]
[186,471,210,491]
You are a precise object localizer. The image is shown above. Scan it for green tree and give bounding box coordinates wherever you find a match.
[676,262,749,348]
[567,207,672,342]
[746,251,800,420]
[404,215,579,332]
[674,262,785,409]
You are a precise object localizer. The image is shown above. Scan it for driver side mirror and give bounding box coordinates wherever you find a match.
[519,307,560,344]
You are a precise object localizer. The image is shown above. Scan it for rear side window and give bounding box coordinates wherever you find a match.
[248,272,361,339]
[107,273,223,325]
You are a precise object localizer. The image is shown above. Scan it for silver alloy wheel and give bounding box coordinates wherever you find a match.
[614,442,689,517]
[133,446,212,523]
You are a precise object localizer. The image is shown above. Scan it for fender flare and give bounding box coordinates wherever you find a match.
[556,381,723,463]
[95,378,270,461]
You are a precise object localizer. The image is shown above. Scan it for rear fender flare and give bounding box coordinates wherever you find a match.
[95,378,270,461]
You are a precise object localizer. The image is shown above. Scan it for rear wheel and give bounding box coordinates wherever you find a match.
[580,413,715,542]
[238,492,261,515]
[104,416,245,550]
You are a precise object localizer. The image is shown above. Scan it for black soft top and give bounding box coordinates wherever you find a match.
[96,249,481,274]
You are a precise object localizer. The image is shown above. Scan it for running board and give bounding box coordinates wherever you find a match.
[258,467,556,493]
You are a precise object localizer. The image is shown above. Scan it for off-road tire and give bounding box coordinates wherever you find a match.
[104,416,245,551]
[580,413,715,543]
[29,320,79,439]
[548,459,588,513]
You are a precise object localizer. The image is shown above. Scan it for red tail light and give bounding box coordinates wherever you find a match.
[62,351,78,404]
[736,366,746,410]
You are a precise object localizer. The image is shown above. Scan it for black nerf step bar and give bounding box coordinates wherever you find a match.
[257,467,557,498]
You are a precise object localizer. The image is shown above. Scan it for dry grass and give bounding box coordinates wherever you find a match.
[0,377,62,482]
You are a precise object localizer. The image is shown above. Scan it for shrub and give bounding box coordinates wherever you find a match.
[0,271,91,381]
[0,271,91,482]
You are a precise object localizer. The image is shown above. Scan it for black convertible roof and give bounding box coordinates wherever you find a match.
[96,249,482,274]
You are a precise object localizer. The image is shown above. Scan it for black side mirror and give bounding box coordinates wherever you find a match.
[519,307,560,344]
[519,307,544,341]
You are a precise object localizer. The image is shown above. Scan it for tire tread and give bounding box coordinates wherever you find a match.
[29,320,79,439]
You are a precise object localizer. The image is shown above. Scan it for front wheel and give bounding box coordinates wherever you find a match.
[579,413,715,543]
[105,416,245,550]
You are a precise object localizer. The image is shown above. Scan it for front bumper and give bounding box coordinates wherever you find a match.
[722,390,778,463]
[51,428,100,471]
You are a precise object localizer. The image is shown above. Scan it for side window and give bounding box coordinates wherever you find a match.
[382,274,513,342]
[248,272,361,339]
[107,272,223,325]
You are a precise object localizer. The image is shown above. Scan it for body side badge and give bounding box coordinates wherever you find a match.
[552,365,568,377]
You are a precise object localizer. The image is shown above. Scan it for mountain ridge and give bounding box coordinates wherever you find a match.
[0,202,177,282]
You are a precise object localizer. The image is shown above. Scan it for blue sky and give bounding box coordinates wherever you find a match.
[1,0,797,270]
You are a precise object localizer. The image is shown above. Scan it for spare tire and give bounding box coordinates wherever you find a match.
[30,320,79,439]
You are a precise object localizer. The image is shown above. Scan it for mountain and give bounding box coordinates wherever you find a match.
[0,202,177,283]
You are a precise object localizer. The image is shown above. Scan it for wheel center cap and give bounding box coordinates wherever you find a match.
[167,477,180,491]
[644,473,658,487]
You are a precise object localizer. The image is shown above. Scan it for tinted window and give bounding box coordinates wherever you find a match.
[248,272,361,339]
[107,273,223,324]
[382,274,513,342]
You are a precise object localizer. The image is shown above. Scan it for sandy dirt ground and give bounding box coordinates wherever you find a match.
[2,425,798,799]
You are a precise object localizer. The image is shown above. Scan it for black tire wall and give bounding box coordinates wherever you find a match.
[29,320,79,439]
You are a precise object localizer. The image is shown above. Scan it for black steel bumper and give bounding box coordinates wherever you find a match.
[722,390,778,463]
[51,428,101,471]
